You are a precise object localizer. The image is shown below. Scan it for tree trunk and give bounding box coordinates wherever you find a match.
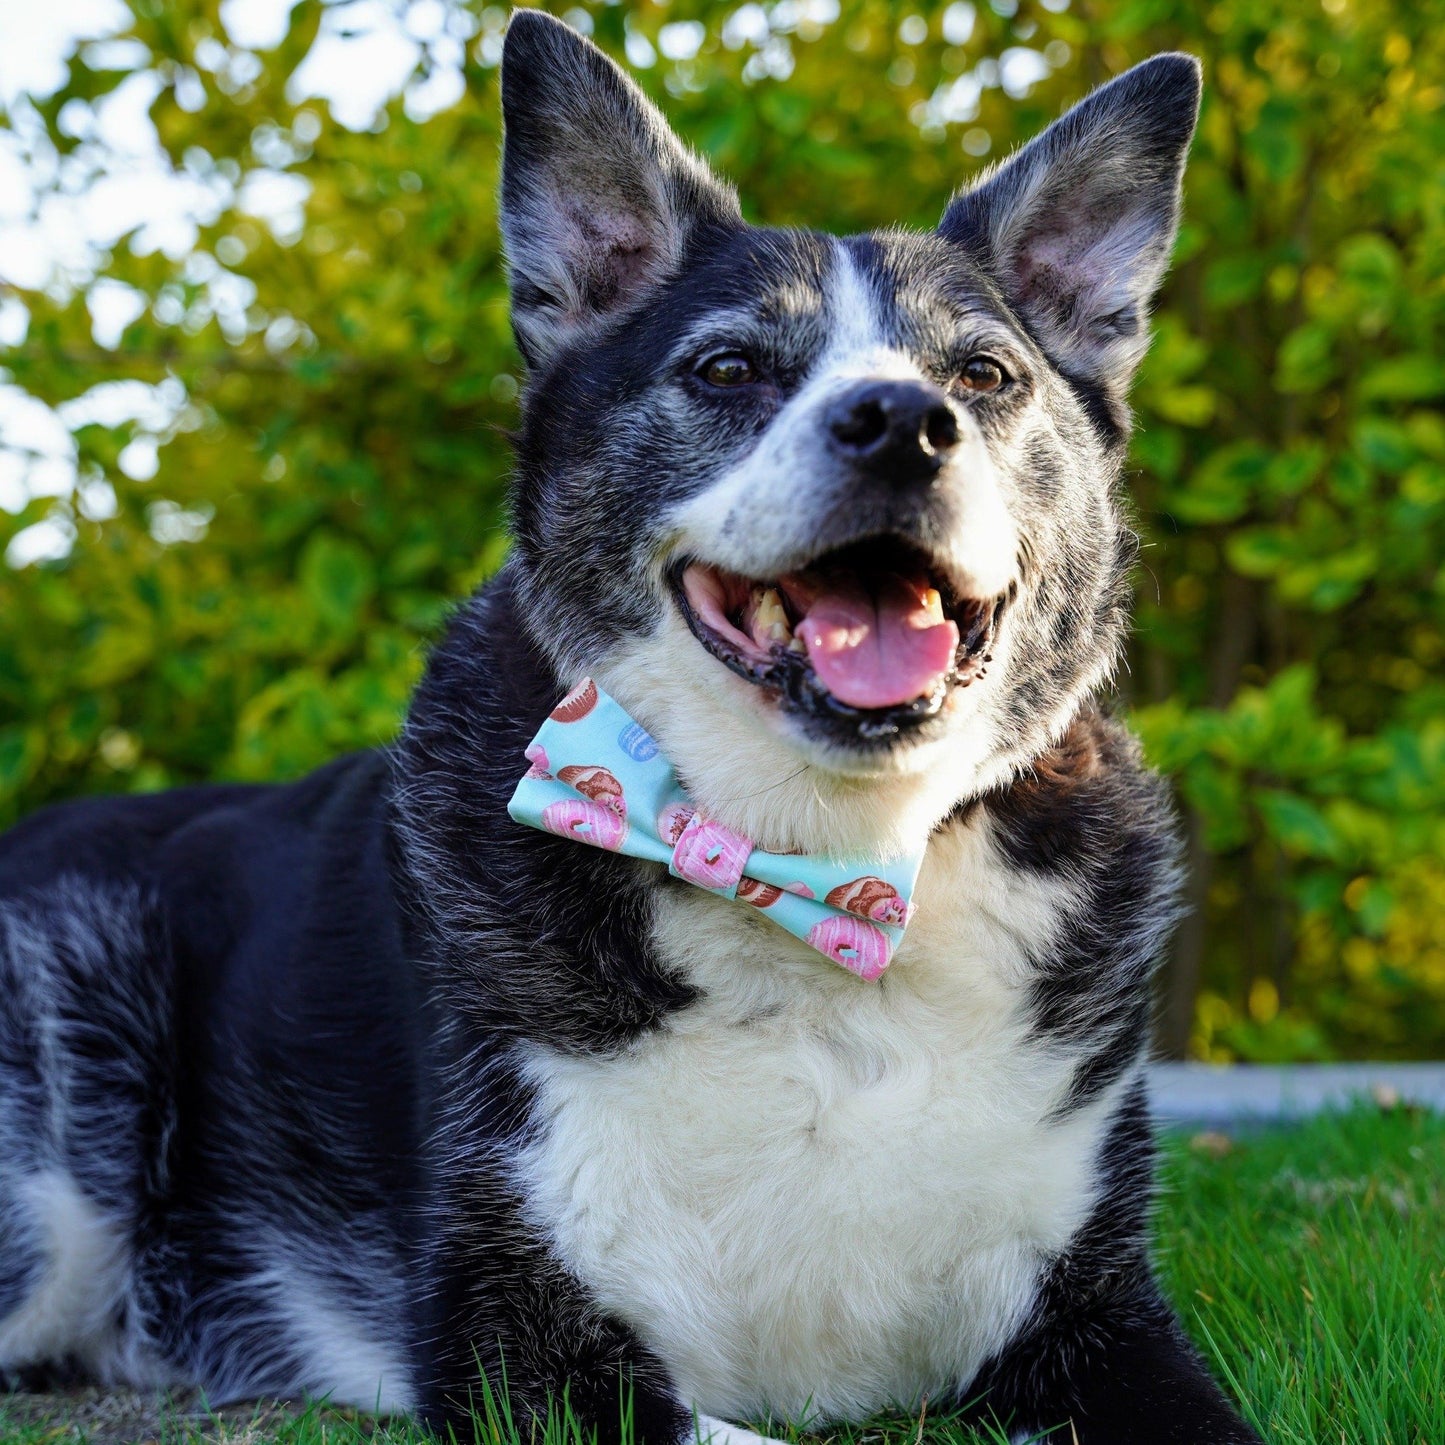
[1159,806,1212,1059]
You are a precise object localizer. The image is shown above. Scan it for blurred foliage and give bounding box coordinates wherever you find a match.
[1,0,1443,1060]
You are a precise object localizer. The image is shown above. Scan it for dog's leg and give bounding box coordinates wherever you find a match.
[692,1414,788,1445]
[961,1288,1265,1444]
[0,883,169,1388]
[416,1169,797,1445]
[415,1198,690,1445]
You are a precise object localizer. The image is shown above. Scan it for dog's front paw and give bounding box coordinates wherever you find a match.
[692,1413,788,1445]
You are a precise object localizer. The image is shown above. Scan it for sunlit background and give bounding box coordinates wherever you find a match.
[1,0,1442,1062]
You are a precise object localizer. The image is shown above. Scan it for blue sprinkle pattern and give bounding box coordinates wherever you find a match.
[617,721,660,761]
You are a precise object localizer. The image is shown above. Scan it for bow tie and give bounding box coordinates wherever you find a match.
[507,679,924,980]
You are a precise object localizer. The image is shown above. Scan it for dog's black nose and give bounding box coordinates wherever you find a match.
[825,380,959,480]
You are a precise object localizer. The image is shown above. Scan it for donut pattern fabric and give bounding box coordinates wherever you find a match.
[507,679,924,980]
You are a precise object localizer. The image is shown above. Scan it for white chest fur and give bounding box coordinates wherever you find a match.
[515,812,1128,1423]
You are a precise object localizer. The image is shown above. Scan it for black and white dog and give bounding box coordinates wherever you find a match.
[0,13,1264,1444]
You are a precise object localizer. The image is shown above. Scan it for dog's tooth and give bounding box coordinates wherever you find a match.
[755,587,788,632]
[922,587,944,621]
[751,587,795,649]
[787,635,807,654]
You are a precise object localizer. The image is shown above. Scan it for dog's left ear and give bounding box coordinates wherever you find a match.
[939,54,1201,389]
[499,9,742,368]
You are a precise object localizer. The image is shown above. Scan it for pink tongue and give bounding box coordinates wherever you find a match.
[797,575,960,710]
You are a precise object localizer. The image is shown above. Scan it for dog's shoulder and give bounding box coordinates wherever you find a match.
[980,701,1177,876]
[0,751,393,898]
[975,703,1183,1112]
[0,779,261,902]
[0,750,410,1075]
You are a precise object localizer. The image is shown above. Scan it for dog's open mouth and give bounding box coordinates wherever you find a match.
[670,537,1007,739]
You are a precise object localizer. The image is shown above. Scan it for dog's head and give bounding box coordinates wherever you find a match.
[499,11,1199,854]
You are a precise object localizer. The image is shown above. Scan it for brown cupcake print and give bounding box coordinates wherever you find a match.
[824,875,910,927]
[557,764,626,820]
[737,876,783,909]
[550,678,599,722]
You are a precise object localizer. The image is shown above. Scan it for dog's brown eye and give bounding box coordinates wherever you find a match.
[958,357,1006,394]
[701,352,758,387]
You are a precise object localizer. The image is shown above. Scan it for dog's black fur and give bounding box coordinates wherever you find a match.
[1,14,1263,1445]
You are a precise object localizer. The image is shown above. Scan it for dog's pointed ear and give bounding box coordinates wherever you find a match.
[939,54,1201,389]
[499,10,741,368]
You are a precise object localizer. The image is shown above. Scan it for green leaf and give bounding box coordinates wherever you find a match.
[1226,527,1291,578]
[299,532,376,634]
[1244,98,1305,185]
[1353,418,1414,474]
[1256,790,1338,860]
[1359,355,1445,402]
[1168,442,1271,524]
[1203,255,1267,309]
[0,727,42,798]
[1275,325,1334,394]
[1150,384,1217,427]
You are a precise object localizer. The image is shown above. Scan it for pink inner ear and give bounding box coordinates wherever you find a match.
[563,199,663,313]
[1019,210,1160,337]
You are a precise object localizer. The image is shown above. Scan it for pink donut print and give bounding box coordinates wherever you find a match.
[806,915,893,981]
[869,895,911,926]
[524,742,551,779]
[671,815,752,893]
[540,798,627,851]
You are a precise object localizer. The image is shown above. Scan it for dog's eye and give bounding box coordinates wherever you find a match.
[958,357,1006,394]
[700,352,759,388]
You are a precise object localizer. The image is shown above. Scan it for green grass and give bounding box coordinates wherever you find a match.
[4,1105,1442,1445]
[1156,1105,1444,1445]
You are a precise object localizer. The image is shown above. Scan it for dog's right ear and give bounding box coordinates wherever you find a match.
[939,54,1201,392]
[500,10,741,368]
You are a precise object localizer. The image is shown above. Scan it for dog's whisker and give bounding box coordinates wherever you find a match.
[712,764,814,807]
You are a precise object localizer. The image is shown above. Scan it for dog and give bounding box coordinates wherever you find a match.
[0,12,1265,1444]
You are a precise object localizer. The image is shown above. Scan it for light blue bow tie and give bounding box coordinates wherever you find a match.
[507,679,925,979]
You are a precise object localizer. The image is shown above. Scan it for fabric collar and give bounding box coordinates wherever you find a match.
[506,679,925,980]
